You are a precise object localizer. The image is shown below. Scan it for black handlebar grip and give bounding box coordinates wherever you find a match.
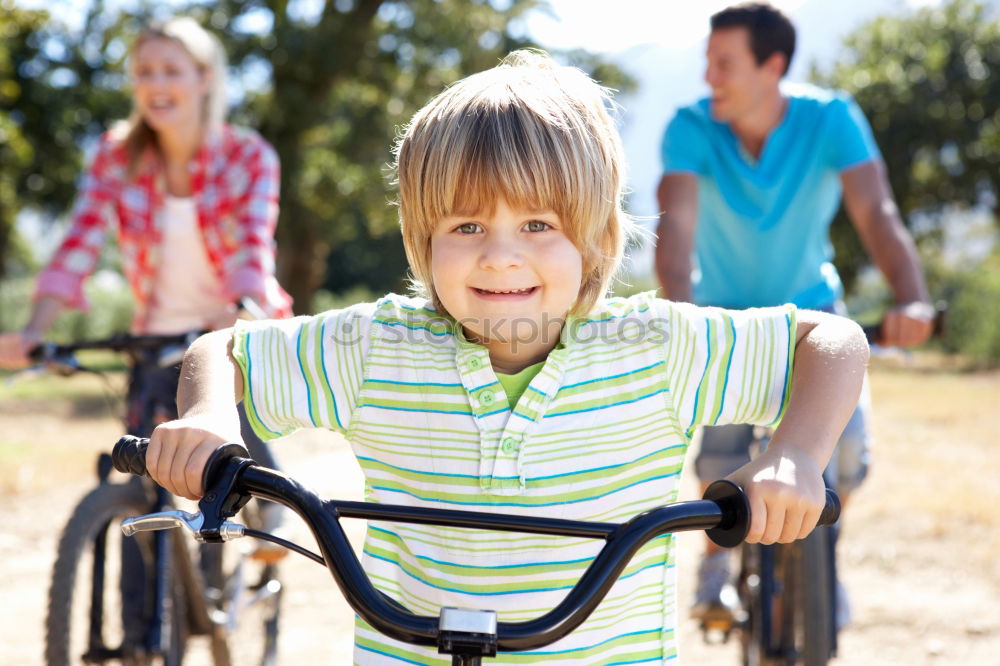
[818,488,841,526]
[861,324,881,344]
[200,442,253,495]
[111,435,252,493]
[112,435,151,478]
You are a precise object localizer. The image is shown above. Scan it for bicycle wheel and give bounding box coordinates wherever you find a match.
[788,527,834,666]
[200,502,282,666]
[738,543,770,666]
[45,479,189,666]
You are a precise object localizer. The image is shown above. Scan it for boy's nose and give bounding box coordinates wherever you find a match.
[479,237,524,271]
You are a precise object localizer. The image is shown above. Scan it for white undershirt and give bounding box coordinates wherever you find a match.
[145,196,231,334]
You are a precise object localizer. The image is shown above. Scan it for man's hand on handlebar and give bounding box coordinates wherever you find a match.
[879,301,935,348]
[148,411,244,501]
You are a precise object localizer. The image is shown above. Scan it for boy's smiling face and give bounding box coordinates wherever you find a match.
[431,198,583,373]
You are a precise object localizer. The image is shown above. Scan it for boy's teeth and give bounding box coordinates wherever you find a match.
[482,288,532,294]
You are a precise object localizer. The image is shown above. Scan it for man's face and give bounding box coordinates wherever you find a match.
[704,27,781,123]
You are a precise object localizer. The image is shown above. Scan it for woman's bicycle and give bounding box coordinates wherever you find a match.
[109,435,840,666]
[15,328,282,666]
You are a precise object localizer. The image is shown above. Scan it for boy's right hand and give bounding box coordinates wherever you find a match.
[147,411,244,500]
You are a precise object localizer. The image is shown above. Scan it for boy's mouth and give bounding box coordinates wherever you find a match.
[472,287,538,297]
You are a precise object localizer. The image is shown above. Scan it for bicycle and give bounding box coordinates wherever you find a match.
[16,328,282,666]
[701,305,948,666]
[108,435,840,665]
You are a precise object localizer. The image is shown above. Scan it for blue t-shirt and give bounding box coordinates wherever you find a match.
[660,83,880,309]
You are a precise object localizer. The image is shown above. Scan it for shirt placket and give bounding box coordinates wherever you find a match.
[487,350,567,494]
[453,318,578,494]
[453,343,507,489]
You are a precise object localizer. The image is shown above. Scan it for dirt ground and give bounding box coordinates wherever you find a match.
[2,360,998,665]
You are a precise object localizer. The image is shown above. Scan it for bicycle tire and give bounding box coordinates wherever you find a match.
[738,542,769,666]
[790,527,834,666]
[44,479,189,666]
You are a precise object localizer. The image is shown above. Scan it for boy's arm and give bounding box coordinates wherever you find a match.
[728,309,869,544]
[147,329,246,500]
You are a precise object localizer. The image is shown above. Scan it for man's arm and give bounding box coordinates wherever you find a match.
[655,173,699,303]
[840,160,933,347]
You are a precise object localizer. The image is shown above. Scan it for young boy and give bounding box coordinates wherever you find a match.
[147,51,868,664]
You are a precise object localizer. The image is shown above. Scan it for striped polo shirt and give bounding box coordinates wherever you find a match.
[233,292,796,664]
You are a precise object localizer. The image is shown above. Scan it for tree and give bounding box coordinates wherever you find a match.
[1,0,137,277]
[811,0,1000,292]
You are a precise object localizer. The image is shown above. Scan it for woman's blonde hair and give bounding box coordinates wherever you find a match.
[393,49,634,316]
[119,16,228,174]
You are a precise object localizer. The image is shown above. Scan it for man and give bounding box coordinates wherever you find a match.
[655,2,933,625]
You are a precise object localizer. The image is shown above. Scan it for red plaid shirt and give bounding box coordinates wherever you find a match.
[36,125,293,331]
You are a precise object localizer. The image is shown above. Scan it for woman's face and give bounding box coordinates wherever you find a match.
[130,37,210,134]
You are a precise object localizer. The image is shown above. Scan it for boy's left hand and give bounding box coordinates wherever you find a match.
[727,444,826,545]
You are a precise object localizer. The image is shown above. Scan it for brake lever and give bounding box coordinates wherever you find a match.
[120,509,247,542]
[122,509,205,537]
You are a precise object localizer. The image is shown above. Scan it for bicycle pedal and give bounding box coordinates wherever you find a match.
[700,622,732,645]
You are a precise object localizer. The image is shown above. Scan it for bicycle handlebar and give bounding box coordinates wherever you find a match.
[28,331,202,363]
[112,435,840,654]
[23,297,266,371]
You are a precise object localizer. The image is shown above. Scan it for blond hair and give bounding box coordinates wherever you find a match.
[393,50,633,316]
[119,16,228,174]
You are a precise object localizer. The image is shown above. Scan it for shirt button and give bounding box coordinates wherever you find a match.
[501,437,518,453]
[480,390,495,406]
[469,357,483,370]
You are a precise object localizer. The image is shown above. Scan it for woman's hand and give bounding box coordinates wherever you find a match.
[147,410,243,500]
[728,444,827,545]
[0,331,41,370]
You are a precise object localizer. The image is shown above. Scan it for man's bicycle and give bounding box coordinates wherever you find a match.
[14,330,282,666]
[700,305,947,666]
[109,435,840,666]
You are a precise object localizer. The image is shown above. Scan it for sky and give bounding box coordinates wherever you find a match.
[524,0,947,55]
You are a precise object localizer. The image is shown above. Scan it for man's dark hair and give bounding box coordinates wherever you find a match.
[710,3,796,75]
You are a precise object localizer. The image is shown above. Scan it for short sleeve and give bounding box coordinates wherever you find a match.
[826,94,881,171]
[660,300,797,439]
[660,107,709,175]
[231,302,377,440]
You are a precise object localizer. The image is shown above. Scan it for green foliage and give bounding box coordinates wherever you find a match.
[310,285,383,315]
[923,251,1000,368]
[811,0,1000,291]
[0,0,145,278]
[0,2,42,279]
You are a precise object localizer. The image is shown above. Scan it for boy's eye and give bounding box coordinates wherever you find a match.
[525,220,550,232]
[456,223,481,234]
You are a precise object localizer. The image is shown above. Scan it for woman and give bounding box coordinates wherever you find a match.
[0,16,290,552]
